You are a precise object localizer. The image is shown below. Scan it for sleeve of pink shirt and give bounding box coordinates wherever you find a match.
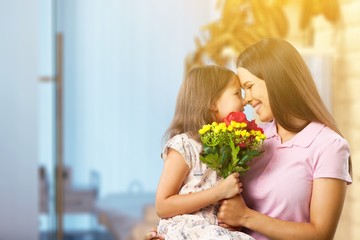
[313,135,352,184]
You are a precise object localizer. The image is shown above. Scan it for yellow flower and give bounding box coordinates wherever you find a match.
[214,126,221,134]
[240,130,247,137]
[218,123,227,132]
[260,133,266,140]
[240,122,247,128]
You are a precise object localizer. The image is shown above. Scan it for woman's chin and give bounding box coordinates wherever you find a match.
[258,113,272,123]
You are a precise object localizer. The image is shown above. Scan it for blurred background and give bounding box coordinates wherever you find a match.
[0,0,358,239]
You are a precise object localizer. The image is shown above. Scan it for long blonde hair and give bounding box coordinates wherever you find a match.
[236,38,352,176]
[164,65,238,142]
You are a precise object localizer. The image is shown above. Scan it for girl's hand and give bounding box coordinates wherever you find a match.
[216,172,242,199]
[143,228,164,240]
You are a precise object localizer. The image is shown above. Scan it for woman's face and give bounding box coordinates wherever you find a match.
[237,67,273,122]
[213,76,245,121]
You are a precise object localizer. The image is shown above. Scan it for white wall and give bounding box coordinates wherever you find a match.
[0,0,39,239]
[54,0,218,196]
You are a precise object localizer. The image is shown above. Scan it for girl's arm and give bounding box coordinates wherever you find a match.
[156,148,242,219]
[218,178,347,240]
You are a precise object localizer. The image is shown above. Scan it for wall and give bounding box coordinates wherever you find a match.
[0,0,39,239]
[286,0,360,239]
[330,1,360,239]
[54,0,218,196]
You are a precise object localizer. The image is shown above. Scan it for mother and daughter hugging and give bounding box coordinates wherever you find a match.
[144,38,352,240]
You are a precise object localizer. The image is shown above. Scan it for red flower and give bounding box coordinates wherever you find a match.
[247,119,264,133]
[238,142,247,148]
[223,112,247,126]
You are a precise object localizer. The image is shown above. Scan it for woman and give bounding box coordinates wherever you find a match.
[145,38,352,240]
[217,38,352,240]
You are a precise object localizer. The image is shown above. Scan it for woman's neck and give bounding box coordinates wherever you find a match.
[276,118,308,143]
[276,124,295,143]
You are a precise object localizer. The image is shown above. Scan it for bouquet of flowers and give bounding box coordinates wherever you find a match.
[199,112,266,178]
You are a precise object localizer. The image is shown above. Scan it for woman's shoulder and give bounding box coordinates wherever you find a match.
[294,122,348,147]
[313,122,348,144]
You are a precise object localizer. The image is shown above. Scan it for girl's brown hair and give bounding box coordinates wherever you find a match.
[164,65,238,142]
[236,37,352,176]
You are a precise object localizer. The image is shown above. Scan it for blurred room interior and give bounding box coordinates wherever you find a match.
[0,0,359,239]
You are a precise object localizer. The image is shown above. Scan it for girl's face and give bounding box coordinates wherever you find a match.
[212,77,245,121]
[237,67,273,122]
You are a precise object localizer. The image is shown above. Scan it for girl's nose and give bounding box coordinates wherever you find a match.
[244,96,252,106]
[241,98,246,106]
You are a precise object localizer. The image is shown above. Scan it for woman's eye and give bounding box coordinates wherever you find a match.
[246,84,253,89]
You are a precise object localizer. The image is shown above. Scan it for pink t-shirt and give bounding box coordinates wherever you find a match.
[241,121,352,240]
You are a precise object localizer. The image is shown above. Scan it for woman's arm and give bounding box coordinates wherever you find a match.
[156,148,242,219]
[218,178,347,240]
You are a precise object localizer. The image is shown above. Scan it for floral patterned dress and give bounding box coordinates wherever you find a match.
[157,133,254,240]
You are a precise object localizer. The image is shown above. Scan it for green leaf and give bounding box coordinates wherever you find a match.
[202,144,216,155]
[233,165,250,175]
[200,154,220,170]
[219,145,231,167]
[229,140,240,166]
[239,150,261,165]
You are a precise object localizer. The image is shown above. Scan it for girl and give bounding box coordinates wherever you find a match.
[155,65,254,240]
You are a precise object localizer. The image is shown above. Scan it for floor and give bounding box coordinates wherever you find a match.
[39,214,115,240]
[39,231,114,240]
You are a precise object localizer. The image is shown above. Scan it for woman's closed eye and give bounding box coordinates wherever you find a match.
[244,83,253,90]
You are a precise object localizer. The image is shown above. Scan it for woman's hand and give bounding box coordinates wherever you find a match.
[218,221,242,231]
[216,172,243,199]
[218,194,248,228]
[143,228,164,240]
